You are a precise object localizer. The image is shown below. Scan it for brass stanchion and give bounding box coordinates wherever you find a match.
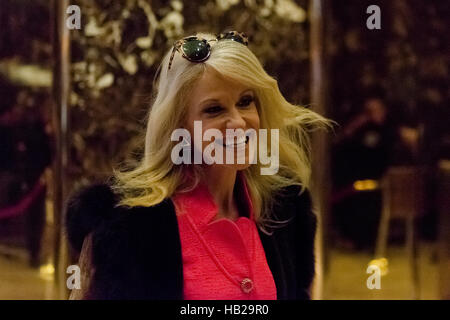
[309,0,331,300]
[51,0,70,300]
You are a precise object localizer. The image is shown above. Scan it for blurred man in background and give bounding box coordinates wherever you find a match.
[332,91,417,250]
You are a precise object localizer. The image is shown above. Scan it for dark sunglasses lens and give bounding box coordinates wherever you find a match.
[182,39,210,61]
[221,33,247,45]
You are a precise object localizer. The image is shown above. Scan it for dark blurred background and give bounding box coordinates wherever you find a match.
[0,0,448,299]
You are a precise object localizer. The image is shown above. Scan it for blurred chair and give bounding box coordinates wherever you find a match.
[375,166,425,299]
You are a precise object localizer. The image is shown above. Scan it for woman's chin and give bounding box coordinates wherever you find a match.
[232,162,252,171]
[214,159,253,171]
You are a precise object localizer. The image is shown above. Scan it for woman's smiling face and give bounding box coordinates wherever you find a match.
[184,67,260,170]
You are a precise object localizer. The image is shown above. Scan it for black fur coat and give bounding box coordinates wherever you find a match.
[65,183,317,300]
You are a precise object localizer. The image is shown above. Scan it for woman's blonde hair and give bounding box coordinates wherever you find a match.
[111,32,331,227]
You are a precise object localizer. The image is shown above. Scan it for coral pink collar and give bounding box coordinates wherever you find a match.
[172,171,255,227]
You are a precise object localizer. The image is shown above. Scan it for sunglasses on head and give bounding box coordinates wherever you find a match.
[168,31,249,71]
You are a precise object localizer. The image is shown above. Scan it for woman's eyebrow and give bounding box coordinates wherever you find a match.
[198,89,254,106]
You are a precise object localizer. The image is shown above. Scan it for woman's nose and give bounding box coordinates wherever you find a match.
[225,108,246,129]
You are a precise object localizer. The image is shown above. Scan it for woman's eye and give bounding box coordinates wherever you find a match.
[203,96,254,114]
[237,96,254,107]
[204,105,223,114]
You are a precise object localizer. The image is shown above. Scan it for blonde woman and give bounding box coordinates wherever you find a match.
[66,31,330,300]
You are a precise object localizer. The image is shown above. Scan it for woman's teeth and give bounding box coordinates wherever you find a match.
[220,136,249,147]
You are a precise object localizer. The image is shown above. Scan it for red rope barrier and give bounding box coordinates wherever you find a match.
[0,180,46,220]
